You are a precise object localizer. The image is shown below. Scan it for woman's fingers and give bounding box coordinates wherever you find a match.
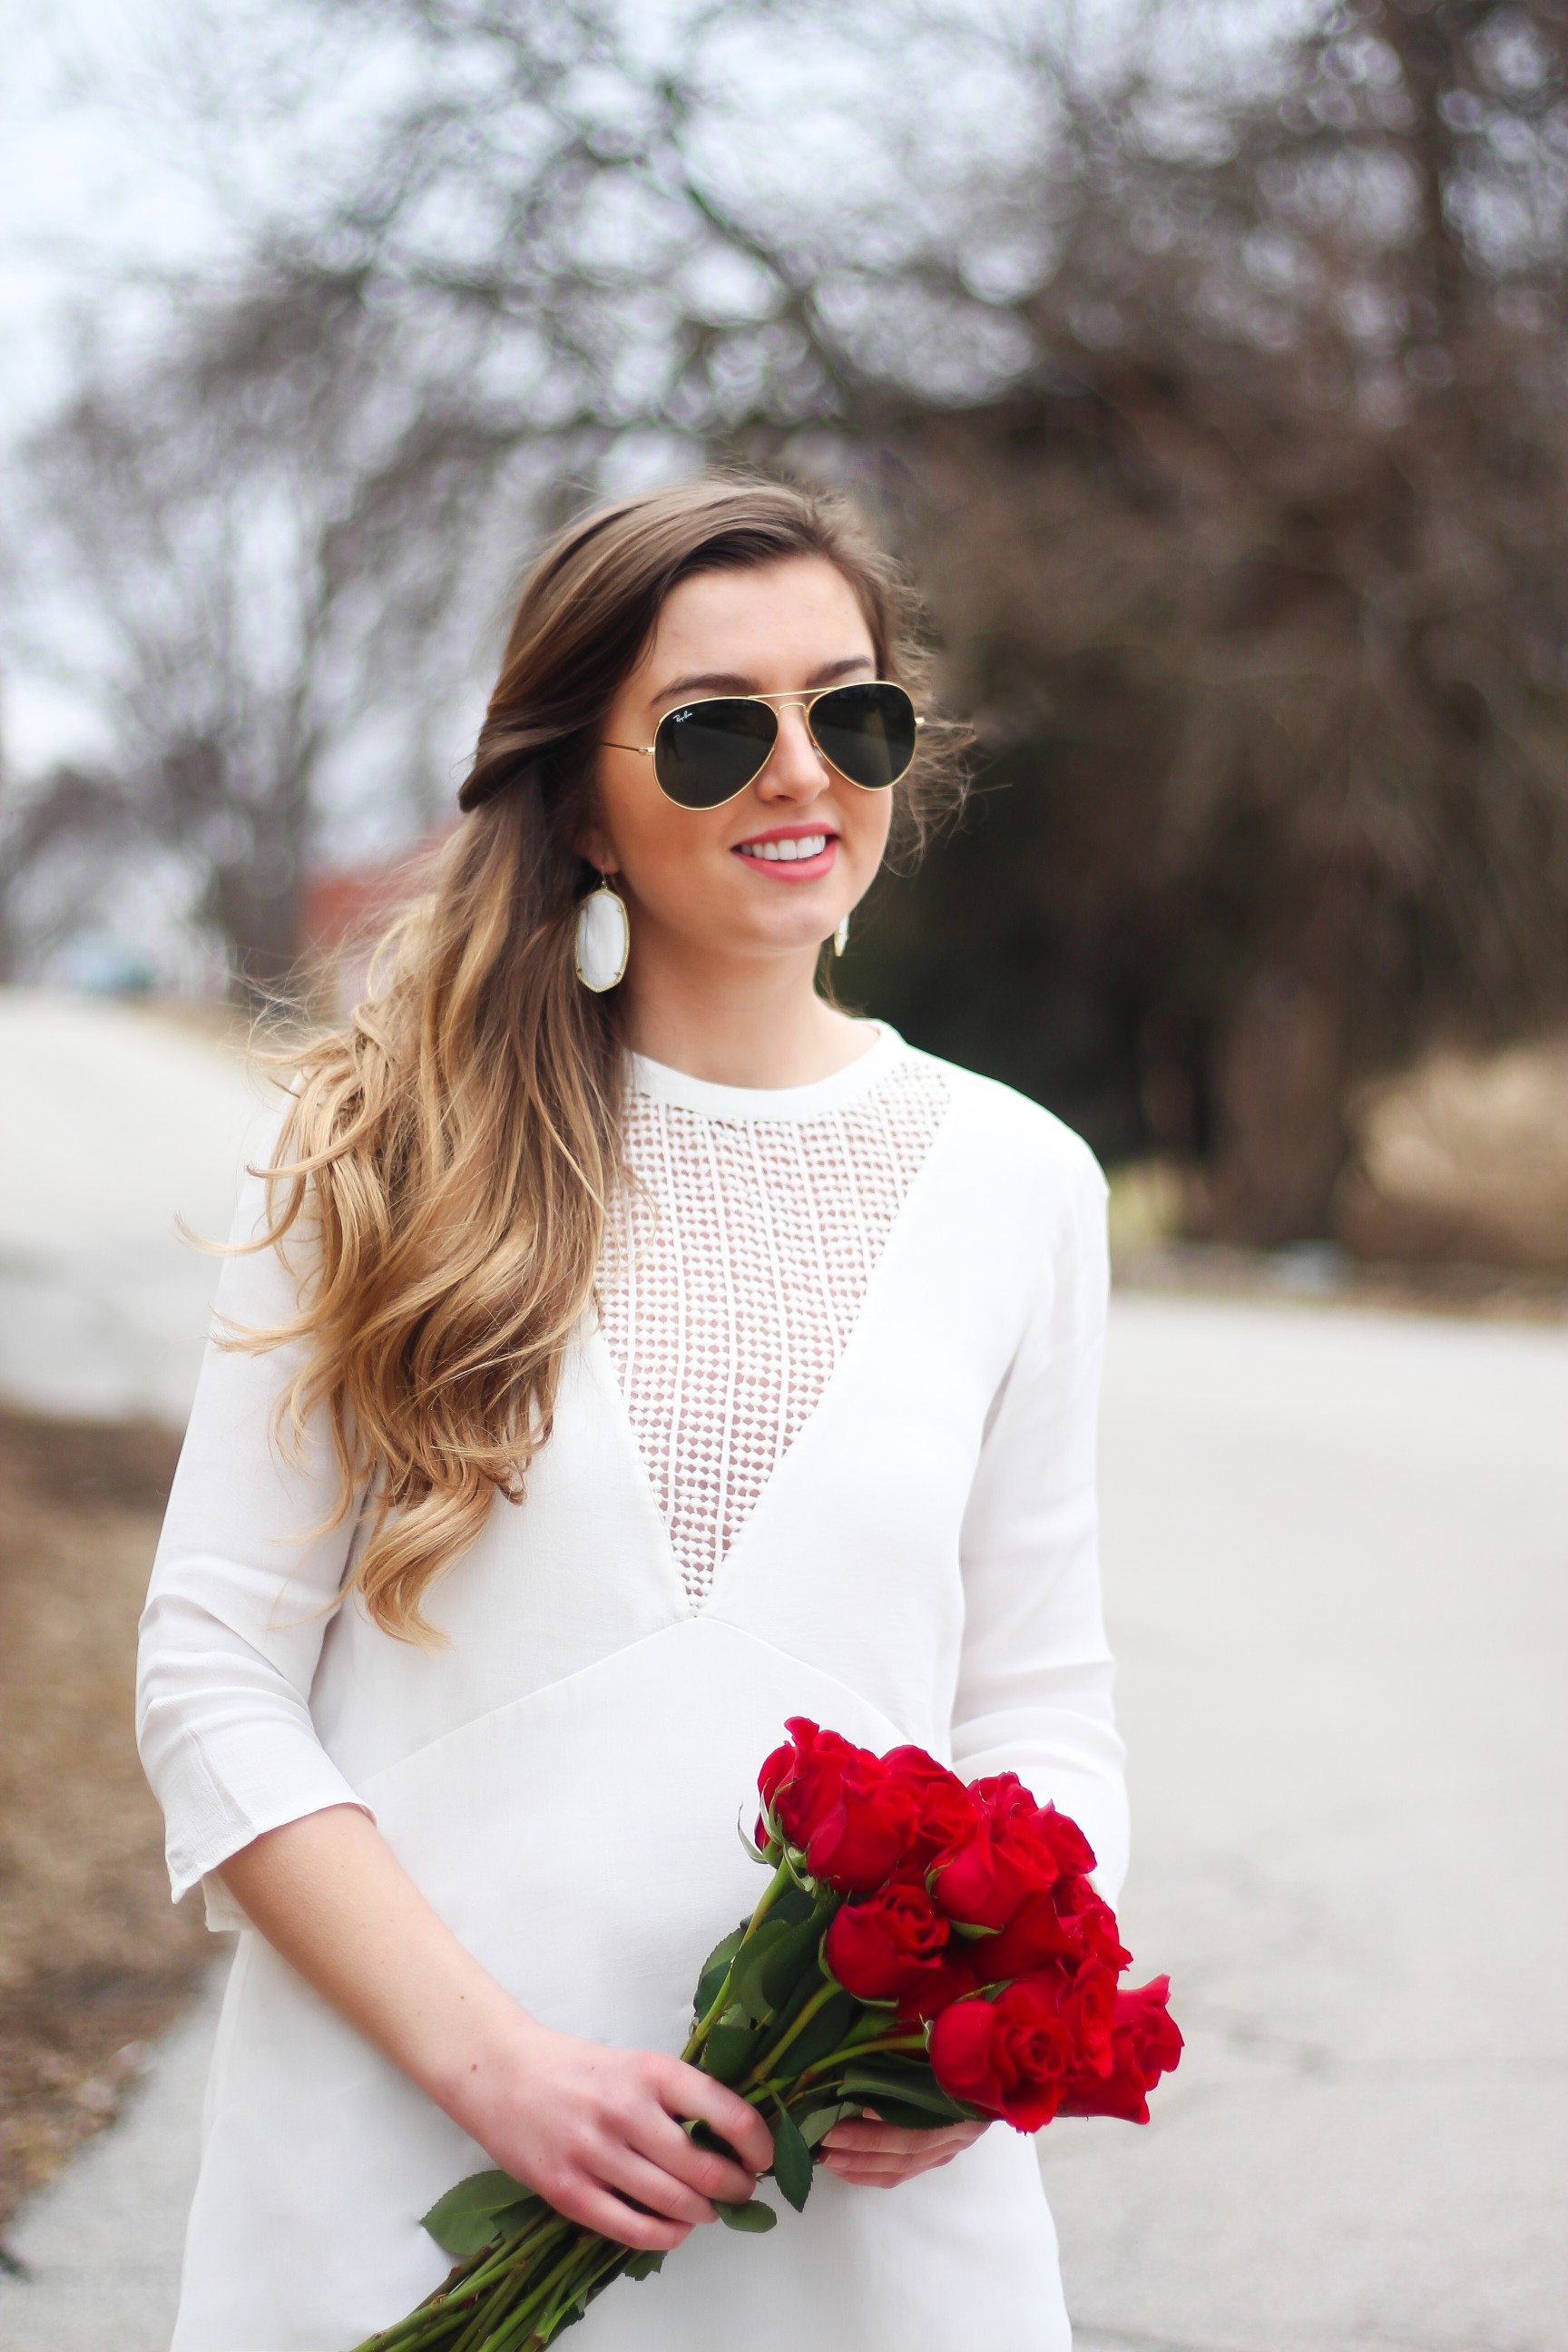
[822,2116,985,2156]
[594,2141,720,2229]
[664,2059,776,2176]
[633,2106,760,2210]
[819,2113,988,2187]
[552,2175,693,2250]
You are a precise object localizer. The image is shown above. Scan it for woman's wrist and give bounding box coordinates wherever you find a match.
[420,1992,550,2143]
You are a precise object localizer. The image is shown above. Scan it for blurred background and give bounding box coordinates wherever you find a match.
[0,1,1564,2347]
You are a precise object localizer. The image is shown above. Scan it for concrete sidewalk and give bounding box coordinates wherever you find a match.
[0,1971,224,2350]
[1044,1296,1568,2352]
[0,991,272,1425]
[1,1294,1563,2350]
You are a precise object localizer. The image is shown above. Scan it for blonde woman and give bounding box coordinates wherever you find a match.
[138,478,1127,2351]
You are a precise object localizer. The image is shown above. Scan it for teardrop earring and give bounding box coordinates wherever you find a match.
[574,875,630,992]
[833,913,851,958]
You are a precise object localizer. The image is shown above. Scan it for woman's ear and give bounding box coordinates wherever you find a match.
[575,820,616,877]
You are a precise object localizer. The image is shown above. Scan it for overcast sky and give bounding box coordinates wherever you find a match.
[0,0,1316,778]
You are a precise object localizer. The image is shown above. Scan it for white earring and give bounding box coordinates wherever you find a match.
[833,913,851,958]
[575,877,630,992]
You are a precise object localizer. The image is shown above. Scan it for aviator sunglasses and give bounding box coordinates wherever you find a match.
[603,680,921,811]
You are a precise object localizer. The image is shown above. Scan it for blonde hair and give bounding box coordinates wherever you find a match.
[244,475,964,1640]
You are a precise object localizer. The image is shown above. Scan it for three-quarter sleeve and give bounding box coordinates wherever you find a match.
[950,1134,1129,1903]
[136,1145,368,1927]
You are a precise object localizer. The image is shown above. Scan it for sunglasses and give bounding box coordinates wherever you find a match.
[603,680,921,810]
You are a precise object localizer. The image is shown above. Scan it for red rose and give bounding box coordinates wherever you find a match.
[982,1884,1131,1985]
[977,1887,1078,1980]
[931,1777,1080,1930]
[759,1718,919,1894]
[895,1942,982,2025]
[825,1873,951,2001]
[1028,1802,1097,1879]
[882,1746,977,1867]
[928,1973,1079,2131]
[1058,1976,1183,2124]
[1059,1955,1119,2070]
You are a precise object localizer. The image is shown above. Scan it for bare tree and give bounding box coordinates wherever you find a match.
[22,268,534,998]
[873,0,1568,1240]
[16,0,1567,1246]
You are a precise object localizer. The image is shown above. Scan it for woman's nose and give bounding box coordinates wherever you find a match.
[754,704,829,800]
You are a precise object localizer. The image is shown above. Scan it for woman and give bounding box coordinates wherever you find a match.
[138,476,1127,2352]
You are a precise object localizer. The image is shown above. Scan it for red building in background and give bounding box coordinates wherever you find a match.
[299,836,447,1015]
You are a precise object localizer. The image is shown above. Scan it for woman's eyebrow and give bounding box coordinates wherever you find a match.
[652,654,877,703]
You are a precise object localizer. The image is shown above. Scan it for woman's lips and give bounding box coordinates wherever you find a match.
[732,830,838,881]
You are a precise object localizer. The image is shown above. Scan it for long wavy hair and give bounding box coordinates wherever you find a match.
[241,475,965,1641]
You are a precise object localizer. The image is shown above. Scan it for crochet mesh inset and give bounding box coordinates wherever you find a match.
[596,1054,951,1605]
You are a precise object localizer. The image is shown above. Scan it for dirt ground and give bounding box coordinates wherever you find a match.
[0,1410,211,2241]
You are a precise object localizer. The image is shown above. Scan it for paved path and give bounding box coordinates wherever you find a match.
[2,1294,1564,2350]
[1044,1297,1568,2352]
[0,990,270,1425]
[0,1972,224,2350]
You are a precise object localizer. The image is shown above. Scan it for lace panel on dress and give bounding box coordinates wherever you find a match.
[595,1054,951,1605]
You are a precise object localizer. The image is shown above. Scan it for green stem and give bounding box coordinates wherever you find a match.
[528,2237,625,2346]
[739,1976,837,2088]
[681,1856,794,2063]
[362,2213,568,2352]
[441,2220,572,2352]
[356,2308,471,2352]
[466,2230,598,2352]
[796,2028,928,2087]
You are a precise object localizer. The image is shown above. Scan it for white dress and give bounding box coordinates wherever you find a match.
[137,1022,1126,2352]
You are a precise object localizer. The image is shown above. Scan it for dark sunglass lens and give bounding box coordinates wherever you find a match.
[808,682,917,789]
[653,699,778,808]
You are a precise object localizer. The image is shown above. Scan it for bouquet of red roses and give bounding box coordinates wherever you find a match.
[351,1720,1181,2352]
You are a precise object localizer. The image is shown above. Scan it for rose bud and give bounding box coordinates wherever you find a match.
[768,1720,919,1894]
[882,1746,978,1867]
[931,1781,1058,1930]
[825,1874,951,2002]
[928,1972,1079,2132]
[982,1885,1130,1985]
[1057,1976,1183,2124]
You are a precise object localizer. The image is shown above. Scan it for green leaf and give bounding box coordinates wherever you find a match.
[837,2068,971,2120]
[776,1989,858,2076]
[621,2249,668,2281]
[418,2170,542,2259]
[701,2019,762,2085]
[715,2198,778,2233]
[692,1923,748,2018]
[754,1950,827,2049]
[688,2119,744,2167]
[772,1882,816,1928]
[769,2102,814,2213]
[760,1913,828,2009]
[840,2094,957,2132]
[731,1917,797,2023]
[798,2101,855,2148]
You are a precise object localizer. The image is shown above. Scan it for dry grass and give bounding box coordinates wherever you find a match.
[0,1410,211,2239]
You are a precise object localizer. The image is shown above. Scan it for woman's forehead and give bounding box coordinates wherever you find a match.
[637,556,875,692]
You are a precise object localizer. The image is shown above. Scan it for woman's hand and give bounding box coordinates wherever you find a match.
[216,1808,773,2254]
[819,2108,988,2189]
[451,2019,776,2252]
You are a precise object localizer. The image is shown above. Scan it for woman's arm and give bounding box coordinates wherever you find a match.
[143,1151,770,2244]
[138,1148,372,1916]
[821,1131,1124,2194]
[220,1808,773,2249]
[949,1129,1128,1898]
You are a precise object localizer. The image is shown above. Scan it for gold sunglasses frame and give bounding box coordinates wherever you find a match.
[602,681,923,809]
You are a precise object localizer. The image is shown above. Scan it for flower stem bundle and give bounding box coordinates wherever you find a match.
[348,1719,1181,2352]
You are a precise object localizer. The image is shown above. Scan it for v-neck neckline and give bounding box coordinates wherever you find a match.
[590,1036,954,1618]
[628,1020,902,1122]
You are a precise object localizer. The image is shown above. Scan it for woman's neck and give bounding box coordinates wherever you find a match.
[621,944,870,1091]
